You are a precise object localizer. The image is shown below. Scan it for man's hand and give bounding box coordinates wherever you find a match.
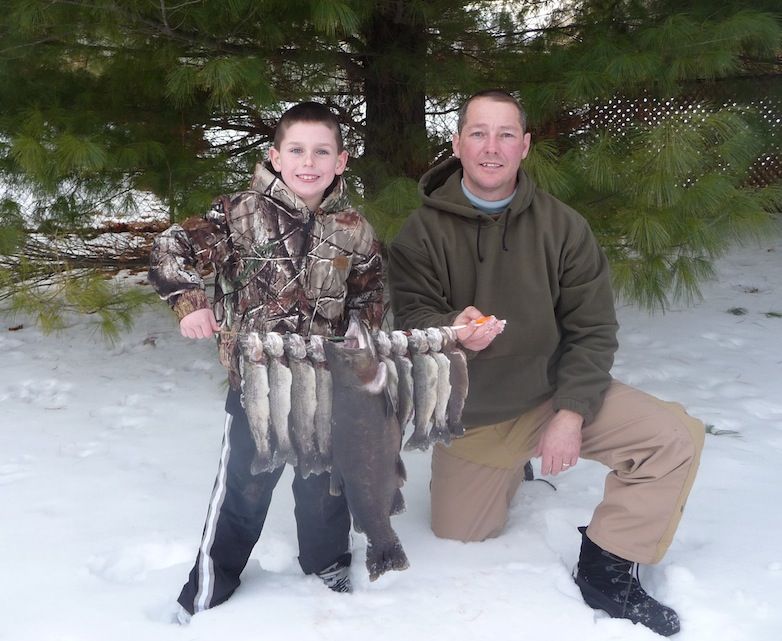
[453,306,505,351]
[180,308,220,339]
[535,409,584,476]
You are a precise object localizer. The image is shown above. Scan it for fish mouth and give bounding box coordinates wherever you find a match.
[341,313,375,354]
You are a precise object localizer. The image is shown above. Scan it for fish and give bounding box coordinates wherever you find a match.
[284,333,323,478]
[374,329,399,419]
[239,333,275,474]
[306,335,333,471]
[439,327,468,438]
[405,329,439,451]
[323,313,409,581]
[390,330,415,437]
[425,327,452,446]
[263,331,297,468]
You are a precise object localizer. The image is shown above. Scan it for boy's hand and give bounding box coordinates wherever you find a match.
[453,306,505,351]
[180,309,220,339]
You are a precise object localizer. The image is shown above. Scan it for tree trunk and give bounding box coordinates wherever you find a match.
[360,1,429,194]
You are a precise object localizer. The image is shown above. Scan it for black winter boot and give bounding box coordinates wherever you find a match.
[574,526,680,636]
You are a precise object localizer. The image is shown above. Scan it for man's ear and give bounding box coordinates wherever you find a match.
[268,146,282,172]
[335,150,349,175]
[520,132,532,160]
[451,133,461,158]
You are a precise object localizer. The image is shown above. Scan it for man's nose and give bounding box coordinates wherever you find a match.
[484,134,499,153]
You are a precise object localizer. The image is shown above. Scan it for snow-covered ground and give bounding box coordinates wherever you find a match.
[2,224,780,641]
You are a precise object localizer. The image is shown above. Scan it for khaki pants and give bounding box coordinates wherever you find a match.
[430,381,704,564]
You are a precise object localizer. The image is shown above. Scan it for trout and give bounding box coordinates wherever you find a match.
[440,327,468,437]
[306,335,333,470]
[284,333,323,478]
[374,329,399,419]
[405,329,438,451]
[425,327,452,446]
[390,330,415,437]
[324,313,409,581]
[239,333,275,474]
[263,332,297,467]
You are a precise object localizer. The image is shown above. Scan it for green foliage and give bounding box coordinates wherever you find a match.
[0,199,26,254]
[0,0,779,320]
[1,265,156,342]
[568,107,778,309]
[354,176,421,245]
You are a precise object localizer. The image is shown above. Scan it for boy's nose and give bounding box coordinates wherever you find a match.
[303,152,315,166]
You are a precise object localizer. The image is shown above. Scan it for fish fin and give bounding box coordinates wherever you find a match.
[329,472,343,497]
[384,382,397,417]
[363,361,387,395]
[396,456,407,484]
[390,488,406,516]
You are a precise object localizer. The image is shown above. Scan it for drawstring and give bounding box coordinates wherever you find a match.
[476,211,511,261]
[476,218,484,262]
[501,209,510,251]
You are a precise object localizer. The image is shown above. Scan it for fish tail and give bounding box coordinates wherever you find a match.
[366,537,409,582]
[403,430,430,452]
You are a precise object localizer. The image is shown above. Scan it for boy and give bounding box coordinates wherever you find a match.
[149,102,384,621]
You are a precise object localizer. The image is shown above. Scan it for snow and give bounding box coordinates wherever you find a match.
[2,224,781,641]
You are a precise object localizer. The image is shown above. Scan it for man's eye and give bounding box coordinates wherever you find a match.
[471,131,484,138]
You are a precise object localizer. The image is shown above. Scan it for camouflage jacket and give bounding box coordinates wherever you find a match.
[149,163,384,389]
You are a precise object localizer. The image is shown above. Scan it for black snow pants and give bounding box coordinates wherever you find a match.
[177,390,351,615]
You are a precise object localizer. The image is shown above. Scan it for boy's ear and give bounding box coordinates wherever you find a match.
[335,150,348,175]
[268,146,282,172]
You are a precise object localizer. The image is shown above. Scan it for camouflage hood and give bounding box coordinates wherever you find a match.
[149,164,383,389]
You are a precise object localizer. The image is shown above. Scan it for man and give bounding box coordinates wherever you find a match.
[387,90,704,637]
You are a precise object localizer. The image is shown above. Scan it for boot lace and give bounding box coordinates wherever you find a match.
[603,551,643,617]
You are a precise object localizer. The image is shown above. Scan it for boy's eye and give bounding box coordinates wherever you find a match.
[289,147,303,154]
[316,149,330,156]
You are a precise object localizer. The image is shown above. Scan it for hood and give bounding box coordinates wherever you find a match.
[418,156,538,261]
[418,156,536,221]
[249,162,352,219]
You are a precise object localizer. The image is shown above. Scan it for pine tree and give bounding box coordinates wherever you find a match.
[0,0,779,335]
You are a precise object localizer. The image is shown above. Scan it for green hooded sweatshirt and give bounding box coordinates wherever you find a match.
[388,157,618,427]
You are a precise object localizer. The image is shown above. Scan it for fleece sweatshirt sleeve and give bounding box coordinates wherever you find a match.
[551,220,619,424]
[387,225,461,332]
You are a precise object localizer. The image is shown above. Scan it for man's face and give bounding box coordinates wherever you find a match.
[452,97,531,201]
[269,122,348,211]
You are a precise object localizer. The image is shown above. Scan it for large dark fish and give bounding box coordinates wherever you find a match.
[390,330,415,437]
[323,314,409,581]
[405,329,438,451]
[306,335,333,470]
[439,327,468,438]
[239,333,275,474]
[263,332,297,468]
[284,333,323,478]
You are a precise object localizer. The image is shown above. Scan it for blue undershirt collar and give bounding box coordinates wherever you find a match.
[461,180,516,214]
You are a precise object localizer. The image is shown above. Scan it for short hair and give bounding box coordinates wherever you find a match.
[456,90,527,134]
[273,101,344,152]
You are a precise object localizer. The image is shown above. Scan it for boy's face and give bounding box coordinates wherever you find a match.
[269,122,348,211]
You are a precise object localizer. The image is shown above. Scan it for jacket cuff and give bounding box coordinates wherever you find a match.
[172,288,210,321]
[551,397,593,425]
